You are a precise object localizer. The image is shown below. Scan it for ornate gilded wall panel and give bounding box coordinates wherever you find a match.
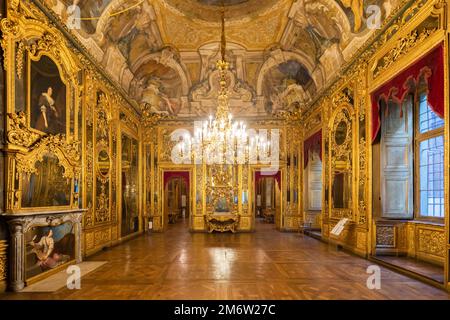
[356,77,368,227]
[93,91,112,224]
[84,232,94,252]
[0,1,143,266]
[417,227,445,261]
[1,0,83,213]
[0,240,7,293]
[1,37,5,215]
[373,222,447,265]
[196,164,204,216]
[376,225,396,248]
[82,77,121,255]
[239,216,251,230]
[193,215,205,231]
[370,2,444,85]
[329,100,355,221]
[356,231,368,251]
[152,216,162,231]
[94,228,111,248]
[283,216,300,231]
[317,78,370,255]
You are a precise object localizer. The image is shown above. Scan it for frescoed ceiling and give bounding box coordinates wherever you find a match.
[155,0,290,51]
[45,0,402,118]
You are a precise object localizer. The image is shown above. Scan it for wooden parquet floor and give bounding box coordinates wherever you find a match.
[1,220,449,300]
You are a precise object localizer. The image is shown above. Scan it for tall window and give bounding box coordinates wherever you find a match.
[304,151,322,211]
[380,88,444,220]
[416,92,444,218]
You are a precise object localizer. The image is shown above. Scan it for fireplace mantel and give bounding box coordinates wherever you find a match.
[1,209,85,292]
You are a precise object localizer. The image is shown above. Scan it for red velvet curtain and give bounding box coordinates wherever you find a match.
[164,171,190,190]
[303,130,322,168]
[371,43,444,143]
[255,171,281,188]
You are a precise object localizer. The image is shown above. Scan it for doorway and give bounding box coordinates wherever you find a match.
[254,171,281,228]
[163,171,190,229]
[303,150,322,234]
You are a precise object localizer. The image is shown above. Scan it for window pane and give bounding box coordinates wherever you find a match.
[419,135,444,217]
[419,94,444,133]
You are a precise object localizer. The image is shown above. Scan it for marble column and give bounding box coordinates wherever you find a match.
[7,221,25,292]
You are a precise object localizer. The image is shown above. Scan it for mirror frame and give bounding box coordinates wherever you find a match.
[328,103,356,221]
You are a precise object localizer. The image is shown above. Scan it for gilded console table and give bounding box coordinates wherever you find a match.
[205,214,240,233]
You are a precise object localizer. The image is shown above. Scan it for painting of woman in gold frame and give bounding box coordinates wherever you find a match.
[27,54,69,136]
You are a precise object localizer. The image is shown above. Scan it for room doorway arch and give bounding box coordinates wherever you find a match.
[163,171,190,230]
[254,170,281,229]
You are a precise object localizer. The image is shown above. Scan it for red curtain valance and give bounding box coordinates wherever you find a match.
[371,43,444,143]
[303,130,322,168]
[255,170,281,187]
[164,171,190,190]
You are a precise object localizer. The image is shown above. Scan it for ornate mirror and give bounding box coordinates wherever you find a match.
[21,153,71,207]
[334,120,348,145]
[121,133,139,236]
[329,106,354,219]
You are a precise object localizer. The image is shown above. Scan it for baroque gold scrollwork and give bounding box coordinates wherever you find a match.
[206,164,238,215]
[141,103,175,128]
[374,27,437,78]
[0,17,19,70]
[94,91,112,224]
[6,112,41,148]
[15,134,81,179]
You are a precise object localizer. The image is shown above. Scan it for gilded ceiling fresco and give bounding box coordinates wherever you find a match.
[162,0,281,22]
[262,60,316,115]
[44,0,402,117]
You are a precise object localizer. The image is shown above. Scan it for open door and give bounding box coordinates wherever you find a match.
[163,171,190,230]
[254,171,281,228]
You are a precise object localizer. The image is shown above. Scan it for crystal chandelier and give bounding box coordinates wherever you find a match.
[175,6,272,165]
[189,7,263,164]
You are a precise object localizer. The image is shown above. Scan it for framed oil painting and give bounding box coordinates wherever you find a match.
[25,221,75,280]
[21,153,72,208]
[29,55,67,135]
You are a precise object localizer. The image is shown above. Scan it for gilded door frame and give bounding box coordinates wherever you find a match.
[250,166,284,230]
[159,166,194,231]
